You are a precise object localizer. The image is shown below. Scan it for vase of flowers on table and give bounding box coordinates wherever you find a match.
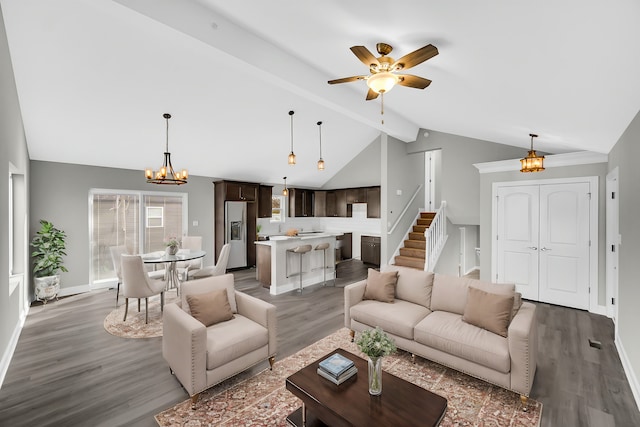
[356,326,396,396]
[165,237,180,255]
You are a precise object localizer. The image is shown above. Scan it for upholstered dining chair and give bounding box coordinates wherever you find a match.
[120,254,166,324]
[177,236,203,279]
[185,243,230,281]
[109,245,128,305]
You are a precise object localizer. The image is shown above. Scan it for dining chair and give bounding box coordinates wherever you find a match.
[177,236,203,279]
[109,245,128,305]
[185,243,230,280]
[120,254,166,324]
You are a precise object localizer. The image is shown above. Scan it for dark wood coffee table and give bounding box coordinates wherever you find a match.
[285,348,447,427]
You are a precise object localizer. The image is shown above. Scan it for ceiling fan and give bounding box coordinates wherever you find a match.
[328,42,439,101]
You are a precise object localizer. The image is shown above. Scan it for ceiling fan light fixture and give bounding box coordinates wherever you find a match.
[367,71,399,94]
[520,133,545,173]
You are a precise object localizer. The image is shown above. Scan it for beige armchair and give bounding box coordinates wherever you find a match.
[162,273,277,407]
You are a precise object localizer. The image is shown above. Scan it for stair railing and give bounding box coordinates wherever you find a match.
[424,201,447,271]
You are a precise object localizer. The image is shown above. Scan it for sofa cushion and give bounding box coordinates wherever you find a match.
[462,287,514,337]
[181,273,237,315]
[414,311,510,373]
[363,269,398,303]
[350,299,431,340]
[186,288,234,327]
[384,265,434,308]
[430,274,516,315]
[205,314,268,370]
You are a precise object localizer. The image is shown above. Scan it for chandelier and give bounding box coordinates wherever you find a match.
[145,113,188,185]
[520,133,545,173]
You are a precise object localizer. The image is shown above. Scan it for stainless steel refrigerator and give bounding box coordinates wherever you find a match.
[225,201,247,269]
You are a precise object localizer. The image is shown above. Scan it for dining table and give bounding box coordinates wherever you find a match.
[141,249,206,294]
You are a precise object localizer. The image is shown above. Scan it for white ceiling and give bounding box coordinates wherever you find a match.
[2,0,640,188]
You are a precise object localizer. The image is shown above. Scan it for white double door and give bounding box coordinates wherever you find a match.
[495,181,591,310]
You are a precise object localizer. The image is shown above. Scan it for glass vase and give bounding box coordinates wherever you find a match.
[368,357,382,395]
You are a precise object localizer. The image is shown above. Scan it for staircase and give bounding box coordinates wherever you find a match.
[394,212,436,269]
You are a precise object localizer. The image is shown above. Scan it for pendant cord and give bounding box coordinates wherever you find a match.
[165,116,170,152]
[381,92,385,125]
[289,111,294,152]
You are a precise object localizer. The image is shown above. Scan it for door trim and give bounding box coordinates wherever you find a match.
[606,167,619,325]
[491,176,600,313]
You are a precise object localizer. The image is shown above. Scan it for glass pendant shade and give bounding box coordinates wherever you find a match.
[288,152,296,165]
[282,176,288,196]
[367,72,399,93]
[317,158,325,170]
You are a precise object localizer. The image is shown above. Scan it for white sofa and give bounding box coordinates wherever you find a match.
[344,266,537,405]
[163,274,277,406]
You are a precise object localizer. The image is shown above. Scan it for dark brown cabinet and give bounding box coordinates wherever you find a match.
[258,185,273,218]
[314,191,327,217]
[289,188,314,217]
[346,188,366,204]
[224,181,257,202]
[366,186,381,218]
[361,235,381,266]
[336,232,352,260]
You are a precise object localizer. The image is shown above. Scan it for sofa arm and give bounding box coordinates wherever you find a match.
[235,291,277,357]
[508,302,538,396]
[162,303,207,396]
[344,280,367,329]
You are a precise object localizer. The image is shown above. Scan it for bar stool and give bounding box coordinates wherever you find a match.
[286,244,312,293]
[314,242,335,286]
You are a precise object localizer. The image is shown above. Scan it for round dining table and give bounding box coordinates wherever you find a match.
[141,249,206,294]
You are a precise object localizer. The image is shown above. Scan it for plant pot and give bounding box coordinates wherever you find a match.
[368,356,383,395]
[34,275,60,303]
[166,245,179,256]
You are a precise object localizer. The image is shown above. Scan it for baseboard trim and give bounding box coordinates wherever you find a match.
[464,266,479,276]
[58,284,92,297]
[615,332,640,413]
[590,304,607,316]
[0,305,29,389]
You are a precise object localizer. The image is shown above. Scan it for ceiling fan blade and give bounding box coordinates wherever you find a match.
[366,88,379,100]
[392,44,438,71]
[328,75,367,85]
[350,46,380,68]
[398,74,432,89]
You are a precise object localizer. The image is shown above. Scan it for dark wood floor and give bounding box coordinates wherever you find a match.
[0,261,638,427]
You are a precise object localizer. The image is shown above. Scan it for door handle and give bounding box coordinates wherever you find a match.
[527,246,538,250]
[540,247,551,251]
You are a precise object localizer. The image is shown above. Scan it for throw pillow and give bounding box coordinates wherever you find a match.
[363,269,398,303]
[462,287,514,337]
[186,288,234,327]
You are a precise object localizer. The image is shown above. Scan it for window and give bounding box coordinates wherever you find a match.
[89,189,187,286]
[271,195,285,223]
[146,206,164,228]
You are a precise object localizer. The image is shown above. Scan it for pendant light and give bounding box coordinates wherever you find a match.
[145,113,188,185]
[287,110,296,165]
[282,176,288,196]
[317,121,325,171]
[520,133,545,173]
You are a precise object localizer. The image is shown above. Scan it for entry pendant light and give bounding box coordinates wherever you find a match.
[145,113,188,185]
[317,121,325,171]
[282,176,288,196]
[520,133,545,173]
[287,110,296,165]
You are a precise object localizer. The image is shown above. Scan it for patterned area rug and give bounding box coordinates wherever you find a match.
[103,293,178,339]
[155,327,542,426]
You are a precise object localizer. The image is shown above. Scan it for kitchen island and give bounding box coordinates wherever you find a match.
[255,233,340,295]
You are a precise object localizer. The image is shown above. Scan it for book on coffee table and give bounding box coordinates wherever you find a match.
[318,353,355,379]
[317,366,357,385]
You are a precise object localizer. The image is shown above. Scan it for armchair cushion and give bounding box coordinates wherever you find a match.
[206,315,269,370]
[181,274,238,314]
[187,289,234,327]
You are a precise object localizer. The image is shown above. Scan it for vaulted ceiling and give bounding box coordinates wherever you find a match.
[2,0,639,188]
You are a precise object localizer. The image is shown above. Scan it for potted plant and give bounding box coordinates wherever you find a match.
[31,219,68,303]
[356,326,397,395]
[165,237,180,255]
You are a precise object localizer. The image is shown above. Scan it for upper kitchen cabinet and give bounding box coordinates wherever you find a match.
[258,185,273,218]
[346,187,366,204]
[366,186,381,218]
[314,191,327,217]
[224,181,257,202]
[326,189,347,217]
[289,188,314,217]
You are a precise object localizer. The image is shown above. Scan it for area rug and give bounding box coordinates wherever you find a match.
[103,293,178,338]
[154,327,542,426]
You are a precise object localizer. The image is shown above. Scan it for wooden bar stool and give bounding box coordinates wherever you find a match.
[286,244,312,293]
[314,242,335,286]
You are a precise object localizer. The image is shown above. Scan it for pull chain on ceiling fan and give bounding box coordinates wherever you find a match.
[328,42,439,124]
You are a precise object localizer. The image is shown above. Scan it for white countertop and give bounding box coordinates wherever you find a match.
[255,232,343,246]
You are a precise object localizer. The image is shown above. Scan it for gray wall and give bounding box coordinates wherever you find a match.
[30,161,216,290]
[607,109,640,391]
[0,3,31,383]
[408,129,525,224]
[478,162,608,306]
[321,135,381,189]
